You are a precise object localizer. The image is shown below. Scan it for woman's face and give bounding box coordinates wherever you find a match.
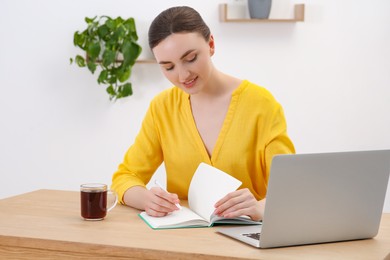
[152,32,215,95]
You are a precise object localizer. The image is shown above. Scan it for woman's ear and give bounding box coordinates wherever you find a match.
[209,35,215,56]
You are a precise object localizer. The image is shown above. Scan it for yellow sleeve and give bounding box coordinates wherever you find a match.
[264,102,295,185]
[111,101,163,204]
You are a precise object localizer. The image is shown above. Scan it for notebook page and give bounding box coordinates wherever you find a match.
[188,163,242,222]
[139,206,207,229]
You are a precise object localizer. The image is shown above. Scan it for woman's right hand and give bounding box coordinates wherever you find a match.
[123,186,180,217]
[144,187,181,217]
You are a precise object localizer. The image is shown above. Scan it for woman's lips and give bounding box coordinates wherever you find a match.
[182,77,197,89]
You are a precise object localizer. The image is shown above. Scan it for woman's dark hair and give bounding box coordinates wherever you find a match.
[148,6,211,49]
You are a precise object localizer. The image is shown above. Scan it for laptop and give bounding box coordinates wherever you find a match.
[217,150,390,248]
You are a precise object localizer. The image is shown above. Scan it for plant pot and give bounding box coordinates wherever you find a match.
[248,0,272,19]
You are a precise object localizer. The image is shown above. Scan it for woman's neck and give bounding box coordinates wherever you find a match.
[191,70,242,102]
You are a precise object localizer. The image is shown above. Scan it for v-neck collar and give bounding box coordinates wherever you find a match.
[182,80,248,165]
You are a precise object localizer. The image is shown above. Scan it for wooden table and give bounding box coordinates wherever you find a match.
[0,190,389,259]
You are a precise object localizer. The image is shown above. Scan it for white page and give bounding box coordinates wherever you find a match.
[188,163,242,222]
[139,206,207,228]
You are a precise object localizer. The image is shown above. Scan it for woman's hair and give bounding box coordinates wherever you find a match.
[148,6,211,50]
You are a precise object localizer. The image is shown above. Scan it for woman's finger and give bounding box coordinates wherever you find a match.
[148,187,180,212]
[214,189,251,214]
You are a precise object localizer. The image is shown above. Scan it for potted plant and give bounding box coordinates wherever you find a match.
[70,16,142,100]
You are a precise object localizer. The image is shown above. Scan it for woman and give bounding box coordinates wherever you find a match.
[111,6,295,221]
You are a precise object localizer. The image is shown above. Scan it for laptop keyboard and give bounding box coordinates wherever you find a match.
[242,232,261,241]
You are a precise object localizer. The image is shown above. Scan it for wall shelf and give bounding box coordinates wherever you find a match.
[87,56,156,64]
[219,3,305,23]
[135,59,156,64]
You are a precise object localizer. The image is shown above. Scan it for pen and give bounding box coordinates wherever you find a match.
[154,180,182,210]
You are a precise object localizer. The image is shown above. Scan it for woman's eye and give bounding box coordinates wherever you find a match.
[165,66,174,71]
[188,55,197,62]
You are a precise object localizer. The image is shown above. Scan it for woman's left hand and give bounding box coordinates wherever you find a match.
[213,188,266,221]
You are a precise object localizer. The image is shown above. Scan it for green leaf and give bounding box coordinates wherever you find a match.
[119,83,133,97]
[73,31,85,48]
[127,19,139,41]
[103,40,113,52]
[75,55,86,67]
[123,42,142,66]
[105,18,116,30]
[107,71,117,84]
[87,42,101,60]
[85,16,97,24]
[115,16,124,25]
[106,86,117,101]
[130,30,139,41]
[70,58,73,64]
[118,67,131,82]
[124,18,135,31]
[121,40,131,53]
[97,24,109,39]
[102,49,116,67]
[87,61,97,73]
[112,26,125,42]
[98,70,108,84]
[106,85,116,95]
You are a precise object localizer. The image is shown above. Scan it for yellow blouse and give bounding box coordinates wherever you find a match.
[111,80,295,204]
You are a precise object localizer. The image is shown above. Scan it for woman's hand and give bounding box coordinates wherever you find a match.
[213,188,266,221]
[123,186,180,217]
[144,187,181,217]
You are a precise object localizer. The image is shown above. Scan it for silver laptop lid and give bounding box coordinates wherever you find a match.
[260,150,390,248]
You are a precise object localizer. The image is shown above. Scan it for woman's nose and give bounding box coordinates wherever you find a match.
[178,66,191,82]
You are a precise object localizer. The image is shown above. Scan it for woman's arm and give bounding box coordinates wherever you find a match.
[111,100,164,205]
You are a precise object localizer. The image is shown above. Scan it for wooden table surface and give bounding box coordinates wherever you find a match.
[0,189,389,259]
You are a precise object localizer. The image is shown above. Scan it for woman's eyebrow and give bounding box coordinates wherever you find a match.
[158,49,196,65]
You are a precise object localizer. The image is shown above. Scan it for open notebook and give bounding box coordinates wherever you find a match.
[139,163,261,229]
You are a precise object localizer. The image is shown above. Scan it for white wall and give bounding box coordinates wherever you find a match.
[1,0,389,211]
